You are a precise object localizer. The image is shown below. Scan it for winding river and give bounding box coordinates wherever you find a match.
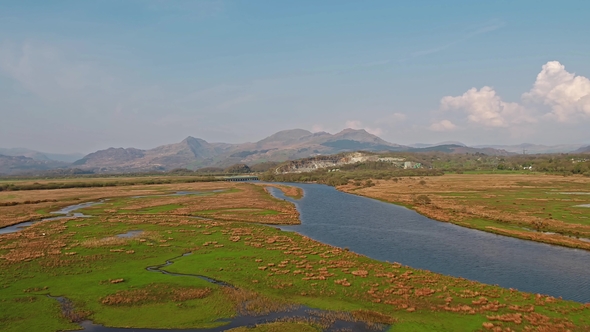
[268,183,590,303]
[3,185,590,305]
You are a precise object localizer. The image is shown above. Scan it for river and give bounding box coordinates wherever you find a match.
[268,183,590,303]
[3,184,590,303]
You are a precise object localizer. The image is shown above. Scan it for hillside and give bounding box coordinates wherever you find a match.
[0,154,69,175]
[474,143,586,154]
[67,129,411,173]
[0,148,84,163]
[573,145,590,153]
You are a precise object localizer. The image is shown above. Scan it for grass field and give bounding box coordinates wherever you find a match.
[340,174,590,250]
[1,180,589,331]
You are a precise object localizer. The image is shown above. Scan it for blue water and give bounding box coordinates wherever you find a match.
[268,183,590,303]
[0,201,101,235]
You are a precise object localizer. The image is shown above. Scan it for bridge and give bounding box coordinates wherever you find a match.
[223,175,259,182]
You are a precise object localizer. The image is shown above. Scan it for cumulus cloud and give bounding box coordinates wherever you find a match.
[429,119,457,132]
[522,61,590,121]
[311,124,326,132]
[438,61,590,129]
[440,86,535,127]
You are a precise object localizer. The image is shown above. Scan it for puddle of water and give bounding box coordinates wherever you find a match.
[575,204,590,208]
[553,192,590,195]
[522,228,590,243]
[116,230,143,238]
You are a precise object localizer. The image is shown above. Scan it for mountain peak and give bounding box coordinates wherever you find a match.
[256,129,313,146]
[338,128,368,134]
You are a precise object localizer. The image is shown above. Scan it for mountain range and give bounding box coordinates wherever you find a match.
[1,129,589,175]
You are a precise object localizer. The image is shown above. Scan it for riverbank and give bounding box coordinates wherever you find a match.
[1,181,589,331]
[338,174,590,251]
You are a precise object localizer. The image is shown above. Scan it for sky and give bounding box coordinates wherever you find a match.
[1,0,590,154]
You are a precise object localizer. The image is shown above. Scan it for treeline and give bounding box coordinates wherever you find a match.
[0,176,221,192]
[261,168,444,186]
[373,151,590,176]
[168,161,282,175]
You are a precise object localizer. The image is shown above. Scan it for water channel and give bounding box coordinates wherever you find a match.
[267,183,590,303]
[0,201,100,235]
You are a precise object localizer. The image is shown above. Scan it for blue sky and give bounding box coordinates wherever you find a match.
[1,0,590,153]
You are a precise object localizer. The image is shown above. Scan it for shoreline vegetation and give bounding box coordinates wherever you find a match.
[1,180,589,331]
[257,183,304,200]
[336,174,590,251]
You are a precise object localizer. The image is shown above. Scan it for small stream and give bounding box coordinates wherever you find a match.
[0,191,224,235]
[56,253,388,332]
[0,201,101,235]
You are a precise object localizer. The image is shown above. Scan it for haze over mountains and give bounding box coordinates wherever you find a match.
[1,129,589,175]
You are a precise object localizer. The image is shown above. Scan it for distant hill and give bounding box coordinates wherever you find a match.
[474,143,586,154]
[407,144,513,156]
[0,154,69,175]
[573,145,590,154]
[410,141,467,148]
[0,148,84,163]
[68,129,409,173]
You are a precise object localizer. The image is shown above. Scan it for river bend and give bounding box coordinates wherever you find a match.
[269,183,590,303]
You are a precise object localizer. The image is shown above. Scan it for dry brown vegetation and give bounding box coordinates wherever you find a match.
[339,174,590,250]
[257,184,304,200]
[0,181,300,229]
[101,284,212,306]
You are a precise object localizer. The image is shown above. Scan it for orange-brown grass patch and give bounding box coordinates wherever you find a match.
[0,220,70,263]
[257,184,304,200]
[222,287,294,315]
[101,283,211,306]
[351,309,397,324]
[0,181,300,230]
[0,181,234,228]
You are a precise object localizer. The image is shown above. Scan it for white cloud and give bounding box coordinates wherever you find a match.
[429,119,457,132]
[522,61,590,122]
[311,124,326,132]
[440,86,535,127]
[439,61,590,131]
[344,120,383,136]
